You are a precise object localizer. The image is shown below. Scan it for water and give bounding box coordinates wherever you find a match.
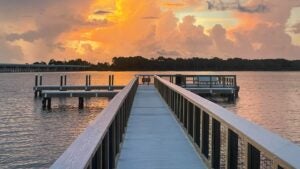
[0,71,300,168]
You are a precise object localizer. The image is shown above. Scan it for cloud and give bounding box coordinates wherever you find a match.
[0,0,300,63]
[206,0,268,13]
[94,10,111,15]
[292,23,300,34]
[142,16,159,20]
[0,35,24,63]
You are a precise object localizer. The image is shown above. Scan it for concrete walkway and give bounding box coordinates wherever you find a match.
[116,85,207,169]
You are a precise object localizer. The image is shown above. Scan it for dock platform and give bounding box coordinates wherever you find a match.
[42,90,119,98]
[117,85,206,169]
[34,85,124,91]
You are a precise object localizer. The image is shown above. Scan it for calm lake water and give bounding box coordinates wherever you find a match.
[0,71,300,168]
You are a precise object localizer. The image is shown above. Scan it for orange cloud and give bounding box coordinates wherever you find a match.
[1,0,300,63]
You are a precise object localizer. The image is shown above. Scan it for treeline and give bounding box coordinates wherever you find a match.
[33,56,300,71]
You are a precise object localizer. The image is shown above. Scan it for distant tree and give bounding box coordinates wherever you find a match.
[43,56,300,71]
[33,61,46,65]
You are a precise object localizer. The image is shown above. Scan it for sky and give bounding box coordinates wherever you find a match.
[0,0,300,63]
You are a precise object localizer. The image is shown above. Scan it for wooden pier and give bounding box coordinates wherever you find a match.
[50,75,300,169]
[0,64,90,73]
[34,74,123,109]
[116,85,206,169]
[140,74,239,102]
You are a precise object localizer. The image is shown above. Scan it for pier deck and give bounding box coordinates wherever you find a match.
[117,85,206,169]
[42,90,120,98]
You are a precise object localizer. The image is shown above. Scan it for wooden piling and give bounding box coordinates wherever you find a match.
[111,75,115,87]
[47,98,52,110]
[109,75,112,91]
[35,75,38,87]
[39,75,43,86]
[86,75,89,86]
[60,75,63,90]
[64,75,67,86]
[89,75,91,86]
[34,75,39,97]
[79,97,84,109]
[85,75,89,91]
[42,98,46,109]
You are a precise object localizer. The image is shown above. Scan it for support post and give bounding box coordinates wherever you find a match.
[60,75,63,90]
[111,75,114,90]
[39,75,43,86]
[85,75,89,91]
[89,75,91,86]
[64,75,67,86]
[108,75,112,91]
[35,75,38,87]
[79,97,84,109]
[47,98,52,110]
[42,98,46,109]
[34,75,38,97]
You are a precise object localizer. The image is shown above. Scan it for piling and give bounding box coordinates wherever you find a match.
[42,98,52,110]
[47,98,52,110]
[35,75,38,87]
[60,75,63,91]
[42,98,46,109]
[85,75,89,91]
[34,75,39,97]
[111,75,115,90]
[86,75,89,86]
[64,75,67,86]
[39,75,43,86]
[79,97,84,109]
[109,75,112,91]
[89,75,91,86]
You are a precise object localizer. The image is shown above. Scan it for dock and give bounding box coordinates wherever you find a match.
[34,74,123,109]
[0,64,89,73]
[50,75,300,169]
[143,74,239,102]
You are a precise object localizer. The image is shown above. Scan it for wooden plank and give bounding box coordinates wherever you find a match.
[42,90,119,98]
[116,86,206,169]
[34,85,125,91]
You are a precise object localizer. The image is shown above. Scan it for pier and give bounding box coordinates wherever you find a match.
[34,74,124,109]
[0,64,90,73]
[140,74,239,102]
[50,75,300,169]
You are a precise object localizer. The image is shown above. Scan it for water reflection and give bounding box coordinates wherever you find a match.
[0,71,299,168]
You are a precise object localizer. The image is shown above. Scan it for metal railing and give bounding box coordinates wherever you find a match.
[50,77,138,169]
[159,75,237,88]
[154,75,300,169]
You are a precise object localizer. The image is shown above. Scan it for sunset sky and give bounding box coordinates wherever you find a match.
[0,0,300,63]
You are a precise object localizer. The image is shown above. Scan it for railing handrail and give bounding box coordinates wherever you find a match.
[154,75,300,168]
[50,77,138,169]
